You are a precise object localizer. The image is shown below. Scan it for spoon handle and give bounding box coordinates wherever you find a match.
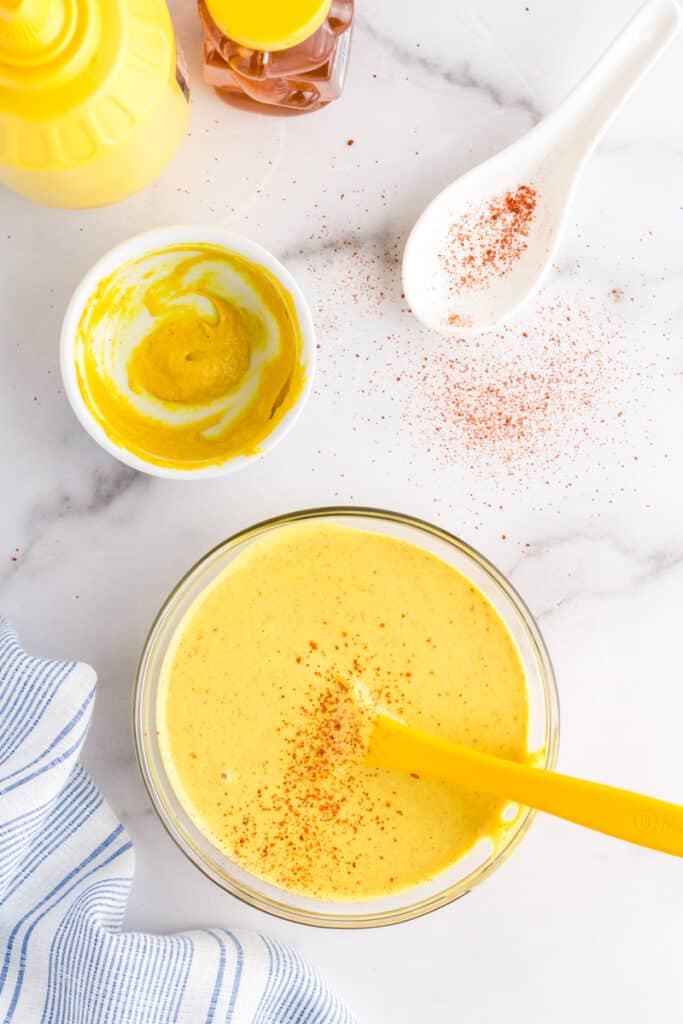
[367,715,683,857]
[549,0,681,156]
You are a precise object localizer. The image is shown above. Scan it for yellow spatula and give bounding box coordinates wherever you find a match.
[365,712,683,857]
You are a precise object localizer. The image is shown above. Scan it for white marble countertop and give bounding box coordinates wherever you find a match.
[1,0,682,1020]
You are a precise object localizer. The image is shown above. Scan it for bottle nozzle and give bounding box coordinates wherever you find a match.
[0,0,66,65]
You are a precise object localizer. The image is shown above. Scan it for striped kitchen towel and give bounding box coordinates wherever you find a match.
[0,618,354,1024]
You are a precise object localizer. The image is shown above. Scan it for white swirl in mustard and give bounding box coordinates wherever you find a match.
[74,244,306,469]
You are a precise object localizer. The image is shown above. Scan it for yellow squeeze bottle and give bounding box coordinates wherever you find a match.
[0,0,190,209]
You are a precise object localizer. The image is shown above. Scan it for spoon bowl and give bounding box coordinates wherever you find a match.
[403,0,682,336]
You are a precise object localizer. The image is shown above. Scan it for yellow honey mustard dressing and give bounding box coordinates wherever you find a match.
[74,245,306,470]
[159,523,530,901]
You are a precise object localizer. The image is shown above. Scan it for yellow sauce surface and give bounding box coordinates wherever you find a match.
[127,297,252,405]
[75,244,306,470]
[159,523,529,900]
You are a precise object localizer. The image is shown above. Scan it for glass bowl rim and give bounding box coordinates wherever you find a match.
[133,505,560,929]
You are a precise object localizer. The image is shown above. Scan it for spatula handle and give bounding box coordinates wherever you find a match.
[368,715,683,856]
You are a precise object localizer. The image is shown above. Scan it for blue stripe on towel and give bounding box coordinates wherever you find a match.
[0,620,354,1023]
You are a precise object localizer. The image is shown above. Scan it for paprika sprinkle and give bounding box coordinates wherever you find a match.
[439,184,537,294]
[159,521,529,900]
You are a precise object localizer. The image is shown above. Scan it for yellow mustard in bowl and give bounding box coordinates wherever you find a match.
[74,244,306,471]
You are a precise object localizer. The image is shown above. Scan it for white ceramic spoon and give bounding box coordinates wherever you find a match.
[402,0,681,337]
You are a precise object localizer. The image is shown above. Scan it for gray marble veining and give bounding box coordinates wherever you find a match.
[0,2,681,1021]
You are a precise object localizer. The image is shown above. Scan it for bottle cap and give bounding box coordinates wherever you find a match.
[205,0,332,52]
[0,0,177,172]
[0,0,70,66]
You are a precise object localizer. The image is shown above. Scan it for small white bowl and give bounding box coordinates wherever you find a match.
[60,225,316,479]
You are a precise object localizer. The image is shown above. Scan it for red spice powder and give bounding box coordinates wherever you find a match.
[447,312,474,329]
[222,630,417,893]
[419,342,599,464]
[285,672,374,784]
[301,216,670,516]
[406,296,634,471]
[439,184,537,294]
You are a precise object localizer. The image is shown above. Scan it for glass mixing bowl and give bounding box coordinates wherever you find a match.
[134,507,559,928]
